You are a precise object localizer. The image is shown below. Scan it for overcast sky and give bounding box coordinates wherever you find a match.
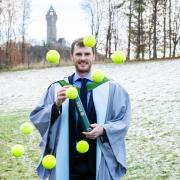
[27,0,90,44]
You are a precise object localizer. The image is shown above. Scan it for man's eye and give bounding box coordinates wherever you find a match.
[76,53,81,56]
[85,53,90,56]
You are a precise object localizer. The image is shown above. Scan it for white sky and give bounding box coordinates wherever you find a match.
[27,0,90,44]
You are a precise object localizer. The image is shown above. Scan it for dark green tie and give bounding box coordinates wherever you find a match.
[79,78,88,113]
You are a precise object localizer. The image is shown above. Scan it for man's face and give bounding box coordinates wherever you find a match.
[71,45,95,74]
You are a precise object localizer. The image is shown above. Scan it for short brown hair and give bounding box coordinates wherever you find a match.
[70,37,95,55]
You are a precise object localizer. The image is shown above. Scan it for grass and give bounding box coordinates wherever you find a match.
[0,110,179,180]
[0,111,41,180]
[123,103,180,180]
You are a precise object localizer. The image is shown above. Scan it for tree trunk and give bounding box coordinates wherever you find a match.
[153,0,158,59]
[173,37,180,57]
[140,1,144,60]
[172,42,176,57]
[163,0,167,58]
[127,0,132,60]
[21,35,25,64]
[136,0,141,59]
[169,0,172,57]
[149,27,152,59]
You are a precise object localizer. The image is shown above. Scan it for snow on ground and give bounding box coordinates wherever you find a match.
[0,60,180,178]
[0,60,179,114]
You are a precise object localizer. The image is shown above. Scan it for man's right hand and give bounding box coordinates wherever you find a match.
[55,86,70,108]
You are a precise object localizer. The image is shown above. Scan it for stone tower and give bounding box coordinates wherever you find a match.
[46,5,57,44]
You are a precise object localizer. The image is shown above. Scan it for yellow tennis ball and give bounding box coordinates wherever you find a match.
[76,140,89,153]
[20,122,33,135]
[66,87,78,99]
[46,50,60,64]
[91,69,105,83]
[111,51,126,64]
[11,144,24,157]
[42,155,56,169]
[83,35,96,47]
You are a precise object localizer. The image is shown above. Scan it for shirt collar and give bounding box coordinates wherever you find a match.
[74,71,92,82]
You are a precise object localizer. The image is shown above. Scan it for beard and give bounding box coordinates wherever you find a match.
[75,60,92,73]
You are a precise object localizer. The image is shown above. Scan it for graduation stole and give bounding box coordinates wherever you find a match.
[58,77,110,132]
[58,76,110,92]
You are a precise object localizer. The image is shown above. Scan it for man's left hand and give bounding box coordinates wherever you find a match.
[82,123,104,139]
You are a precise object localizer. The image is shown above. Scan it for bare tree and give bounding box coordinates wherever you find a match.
[20,0,31,64]
[168,0,172,57]
[0,0,31,67]
[163,0,167,58]
[105,0,112,58]
[152,0,159,59]
[81,0,104,54]
[5,0,17,67]
[113,0,126,53]
[127,0,133,60]
[148,14,153,59]
[172,0,180,57]
[105,0,126,58]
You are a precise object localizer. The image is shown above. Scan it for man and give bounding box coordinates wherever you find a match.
[30,38,131,180]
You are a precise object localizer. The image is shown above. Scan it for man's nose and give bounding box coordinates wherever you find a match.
[80,54,86,60]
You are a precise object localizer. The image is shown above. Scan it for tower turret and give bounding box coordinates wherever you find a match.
[46,5,57,44]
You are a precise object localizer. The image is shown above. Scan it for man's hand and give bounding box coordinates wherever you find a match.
[82,123,104,139]
[56,86,70,108]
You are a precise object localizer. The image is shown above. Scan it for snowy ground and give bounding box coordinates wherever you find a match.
[0,60,179,114]
[0,60,180,179]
